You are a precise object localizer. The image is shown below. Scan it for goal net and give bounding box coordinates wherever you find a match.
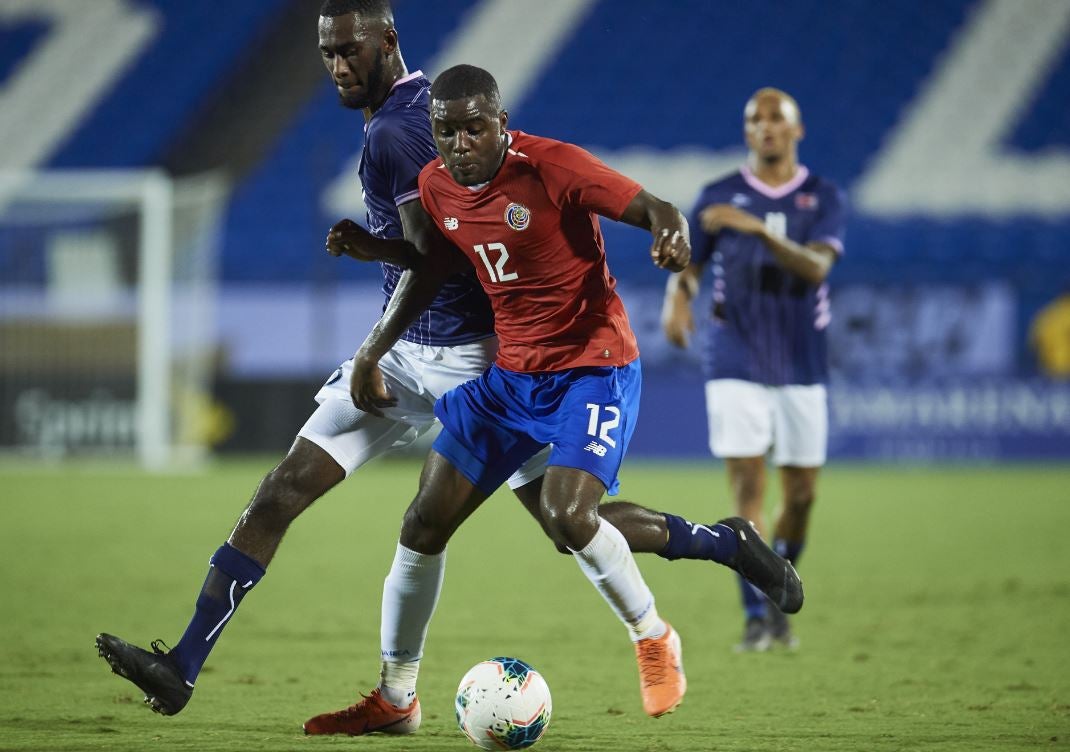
[0,169,228,469]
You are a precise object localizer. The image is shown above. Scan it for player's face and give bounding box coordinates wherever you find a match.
[430,95,509,186]
[318,13,388,110]
[744,94,803,162]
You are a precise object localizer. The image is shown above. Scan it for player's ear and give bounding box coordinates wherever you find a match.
[498,109,509,135]
[382,27,398,55]
[796,121,805,142]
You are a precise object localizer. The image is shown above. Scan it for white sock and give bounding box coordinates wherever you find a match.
[379,660,420,708]
[378,542,445,703]
[570,520,666,642]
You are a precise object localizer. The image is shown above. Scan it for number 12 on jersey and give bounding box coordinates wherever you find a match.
[473,243,518,283]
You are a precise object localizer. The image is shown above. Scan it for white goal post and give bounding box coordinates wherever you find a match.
[0,168,227,469]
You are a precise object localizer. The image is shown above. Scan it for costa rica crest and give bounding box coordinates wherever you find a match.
[504,202,531,231]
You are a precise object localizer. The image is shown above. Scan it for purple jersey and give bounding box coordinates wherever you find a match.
[690,166,846,385]
[358,71,494,346]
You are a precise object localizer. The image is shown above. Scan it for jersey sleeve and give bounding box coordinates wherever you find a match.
[417,164,440,224]
[688,187,717,265]
[368,116,438,207]
[535,141,642,220]
[417,165,457,242]
[806,183,847,255]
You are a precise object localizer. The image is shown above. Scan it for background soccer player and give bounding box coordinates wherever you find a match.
[95,2,799,723]
[662,88,846,651]
[305,62,757,729]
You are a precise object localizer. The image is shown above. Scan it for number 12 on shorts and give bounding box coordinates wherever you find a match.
[585,403,620,448]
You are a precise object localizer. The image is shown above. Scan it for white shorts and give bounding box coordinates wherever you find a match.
[298,337,550,488]
[704,379,827,467]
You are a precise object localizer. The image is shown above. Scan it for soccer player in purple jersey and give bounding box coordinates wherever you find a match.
[94,0,542,719]
[663,88,845,651]
[94,3,798,724]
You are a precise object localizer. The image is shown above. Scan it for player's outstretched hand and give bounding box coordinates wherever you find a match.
[326,218,375,260]
[651,228,691,273]
[349,353,397,417]
[700,204,766,236]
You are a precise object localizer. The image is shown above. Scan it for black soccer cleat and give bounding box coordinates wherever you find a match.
[95,633,192,715]
[718,517,804,614]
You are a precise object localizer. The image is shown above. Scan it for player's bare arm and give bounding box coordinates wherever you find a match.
[619,189,691,272]
[349,202,469,415]
[700,204,765,235]
[325,217,422,267]
[662,264,703,349]
[700,203,836,285]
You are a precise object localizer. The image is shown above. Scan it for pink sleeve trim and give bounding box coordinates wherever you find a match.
[395,189,420,206]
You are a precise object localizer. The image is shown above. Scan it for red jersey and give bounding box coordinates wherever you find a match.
[418,131,643,373]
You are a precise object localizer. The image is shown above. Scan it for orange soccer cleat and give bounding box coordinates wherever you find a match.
[634,622,686,717]
[303,688,421,736]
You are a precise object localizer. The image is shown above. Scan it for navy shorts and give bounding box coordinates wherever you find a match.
[432,361,642,496]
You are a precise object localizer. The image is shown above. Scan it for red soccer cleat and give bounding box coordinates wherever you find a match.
[303,688,421,736]
[635,622,686,717]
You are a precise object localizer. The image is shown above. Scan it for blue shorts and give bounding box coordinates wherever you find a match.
[432,361,642,496]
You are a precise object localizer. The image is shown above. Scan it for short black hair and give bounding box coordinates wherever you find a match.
[431,64,501,107]
[319,0,392,20]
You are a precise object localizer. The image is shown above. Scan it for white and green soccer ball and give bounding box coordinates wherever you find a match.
[455,657,552,750]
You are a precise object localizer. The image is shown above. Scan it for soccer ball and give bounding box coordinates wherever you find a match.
[455,657,552,750]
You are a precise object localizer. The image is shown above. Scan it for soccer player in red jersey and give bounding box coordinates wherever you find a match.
[305,61,802,734]
[315,64,792,724]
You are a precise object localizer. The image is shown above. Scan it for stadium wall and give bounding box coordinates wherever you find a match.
[1,0,1068,462]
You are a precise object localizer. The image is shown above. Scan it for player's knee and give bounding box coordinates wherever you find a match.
[783,493,814,517]
[399,496,452,553]
[730,472,764,508]
[538,502,568,541]
[539,502,597,552]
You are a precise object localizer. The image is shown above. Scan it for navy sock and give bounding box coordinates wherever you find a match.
[170,543,265,686]
[737,574,767,620]
[774,538,805,566]
[659,514,739,565]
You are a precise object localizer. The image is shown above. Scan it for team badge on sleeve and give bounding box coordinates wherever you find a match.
[504,203,531,231]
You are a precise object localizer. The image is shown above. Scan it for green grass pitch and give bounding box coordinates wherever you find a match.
[1,458,1068,751]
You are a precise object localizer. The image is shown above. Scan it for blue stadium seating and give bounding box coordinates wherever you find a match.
[14,0,1065,292]
[47,0,291,168]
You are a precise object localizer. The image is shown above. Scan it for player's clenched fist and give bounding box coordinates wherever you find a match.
[326,218,374,259]
[650,228,691,273]
[349,353,397,417]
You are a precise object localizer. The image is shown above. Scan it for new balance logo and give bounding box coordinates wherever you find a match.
[444,217,459,230]
[584,441,607,457]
